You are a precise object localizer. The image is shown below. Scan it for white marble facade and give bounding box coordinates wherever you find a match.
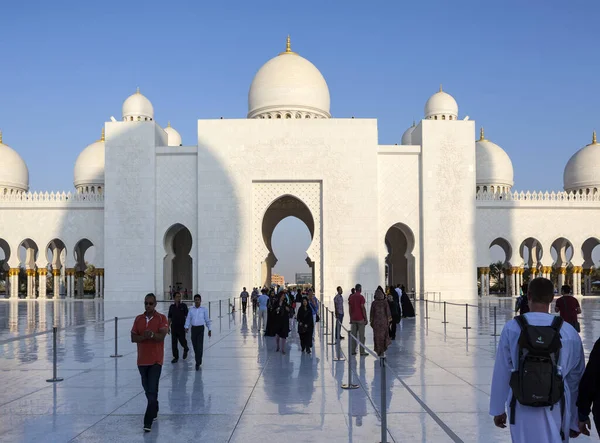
[1,38,599,303]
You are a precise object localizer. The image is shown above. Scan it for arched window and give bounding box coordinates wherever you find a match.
[268,114,272,119]
[442,115,446,120]
[449,116,453,120]
[434,116,438,120]
[296,113,302,119]
[130,116,133,121]
[276,114,282,119]
[483,186,488,192]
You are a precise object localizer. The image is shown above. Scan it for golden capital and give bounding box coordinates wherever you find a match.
[8,268,20,276]
[38,268,48,276]
[558,267,567,275]
[52,269,61,276]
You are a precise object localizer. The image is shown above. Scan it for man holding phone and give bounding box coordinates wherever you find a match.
[131,293,169,433]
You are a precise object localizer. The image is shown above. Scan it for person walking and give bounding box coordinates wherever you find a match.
[399,285,415,318]
[130,293,169,433]
[297,297,314,354]
[387,288,400,340]
[308,290,319,343]
[349,284,368,356]
[240,287,250,315]
[555,285,581,332]
[490,278,585,442]
[167,292,189,363]
[370,286,392,356]
[577,337,600,437]
[334,286,345,341]
[274,293,291,354]
[184,294,212,371]
[251,287,259,314]
[257,289,269,332]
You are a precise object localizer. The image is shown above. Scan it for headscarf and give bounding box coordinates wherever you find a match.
[375,286,386,301]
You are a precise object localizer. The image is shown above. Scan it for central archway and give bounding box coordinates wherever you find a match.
[164,223,193,297]
[261,195,315,288]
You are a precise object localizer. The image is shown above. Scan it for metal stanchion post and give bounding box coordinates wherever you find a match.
[424,299,430,319]
[463,304,471,330]
[324,307,330,336]
[491,306,499,336]
[110,317,123,357]
[46,326,64,383]
[219,300,223,318]
[380,356,388,443]
[341,335,359,390]
[328,309,336,345]
[209,301,211,318]
[442,301,448,324]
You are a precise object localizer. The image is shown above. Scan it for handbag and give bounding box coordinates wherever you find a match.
[315,313,320,322]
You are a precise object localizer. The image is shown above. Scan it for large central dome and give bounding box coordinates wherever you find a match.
[248,36,331,119]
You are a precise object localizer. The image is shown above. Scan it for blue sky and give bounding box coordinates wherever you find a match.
[1,1,598,281]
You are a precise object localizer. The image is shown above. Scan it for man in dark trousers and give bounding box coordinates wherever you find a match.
[131,293,168,433]
[168,292,189,363]
[240,287,249,314]
[185,294,212,370]
[578,337,600,437]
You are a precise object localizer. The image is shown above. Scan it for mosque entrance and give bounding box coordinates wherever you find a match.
[253,182,322,296]
[261,196,314,288]
[164,224,193,297]
[384,223,416,291]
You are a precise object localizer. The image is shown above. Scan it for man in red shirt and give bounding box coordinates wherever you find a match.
[555,284,582,332]
[348,283,368,356]
[131,293,168,433]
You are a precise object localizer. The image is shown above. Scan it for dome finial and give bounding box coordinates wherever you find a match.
[479,127,485,141]
[439,84,443,92]
[136,86,140,94]
[412,119,416,128]
[280,35,297,55]
[100,127,105,142]
[593,130,597,145]
[0,130,2,144]
[167,121,171,128]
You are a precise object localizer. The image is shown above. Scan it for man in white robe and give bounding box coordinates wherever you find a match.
[490,277,585,442]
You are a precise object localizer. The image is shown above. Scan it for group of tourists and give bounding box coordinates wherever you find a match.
[491,277,600,442]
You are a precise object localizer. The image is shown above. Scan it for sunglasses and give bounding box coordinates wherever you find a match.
[145,302,155,306]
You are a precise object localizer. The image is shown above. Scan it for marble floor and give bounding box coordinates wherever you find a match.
[0,296,599,442]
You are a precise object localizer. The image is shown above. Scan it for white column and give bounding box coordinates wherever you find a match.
[9,269,19,299]
[26,272,32,299]
[53,270,61,298]
[38,270,47,299]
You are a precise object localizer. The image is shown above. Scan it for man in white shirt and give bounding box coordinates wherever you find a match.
[257,289,269,332]
[490,278,585,442]
[185,294,212,371]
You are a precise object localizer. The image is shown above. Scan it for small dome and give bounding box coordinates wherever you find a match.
[122,88,154,122]
[476,128,514,190]
[164,122,182,146]
[424,85,458,120]
[564,132,600,193]
[248,36,330,119]
[0,131,29,192]
[401,122,416,145]
[74,128,105,191]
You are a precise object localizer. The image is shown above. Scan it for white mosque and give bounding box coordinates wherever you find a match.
[0,37,599,303]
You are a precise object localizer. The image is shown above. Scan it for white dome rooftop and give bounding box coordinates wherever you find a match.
[74,128,105,190]
[424,86,458,120]
[248,36,330,119]
[401,122,416,145]
[476,128,514,189]
[122,88,154,122]
[0,131,29,192]
[564,132,600,192]
[164,122,182,146]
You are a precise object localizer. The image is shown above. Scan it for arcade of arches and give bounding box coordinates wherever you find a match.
[479,236,600,296]
[0,237,104,299]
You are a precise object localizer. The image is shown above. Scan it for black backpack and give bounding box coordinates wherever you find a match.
[509,315,564,427]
